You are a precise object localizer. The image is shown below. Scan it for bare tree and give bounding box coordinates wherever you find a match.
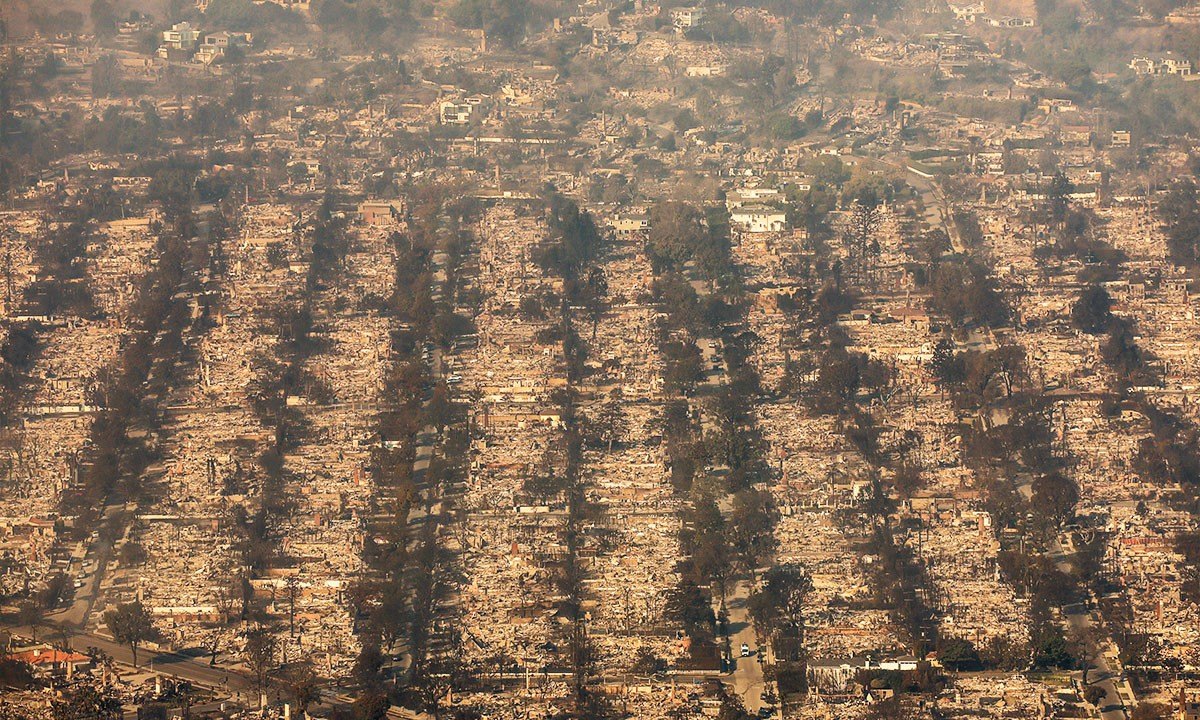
[242,625,279,691]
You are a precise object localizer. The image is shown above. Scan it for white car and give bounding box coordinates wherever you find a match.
[740,643,750,657]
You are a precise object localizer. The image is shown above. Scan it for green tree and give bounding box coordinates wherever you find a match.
[628,647,666,675]
[1044,171,1075,227]
[448,0,532,46]
[52,683,121,720]
[1160,179,1200,266]
[1071,285,1113,334]
[91,55,120,99]
[90,0,118,38]
[1031,471,1079,529]
[1032,627,1073,669]
[926,260,1009,328]
[728,487,779,578]
[929,338,965,386]
[748,563,814,665]
[664,578,715,640]
[119,541,147,567]
[426,380,453,433]
[589,397,628,452]
[647,201,707,271]
[937,637,981,670]
[352,689,389,720]
[583,266,608,341]
[103,601,159,668]
[16,600,43,641]
[1130,703,1169,720]
[662,339,703,396]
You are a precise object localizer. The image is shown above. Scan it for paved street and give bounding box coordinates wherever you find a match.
[7,623,255,692]
[1048,539,1134,720]
[726,581,768,716]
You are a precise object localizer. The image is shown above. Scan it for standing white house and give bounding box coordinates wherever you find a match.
[731,205,788,233]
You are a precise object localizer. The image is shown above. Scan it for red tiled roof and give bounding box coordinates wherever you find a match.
[5,648,91,666]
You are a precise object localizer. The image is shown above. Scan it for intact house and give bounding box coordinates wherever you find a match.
[726,187,781,208]
[670,7,705,29]
[5,647,94,678]
[987,15,1033,27]
[808,655,924,693]
[195,30,252,64]
[162,22,199,50]
[949,3,986,23]
[610,212,650,234]
[358,200,405,226]
[158,22,199,59]
[1130,54,1193,76]
[439,96,489,125]
[731,205,788,233]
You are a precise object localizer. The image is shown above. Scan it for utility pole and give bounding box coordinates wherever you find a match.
[3,239,12,309]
